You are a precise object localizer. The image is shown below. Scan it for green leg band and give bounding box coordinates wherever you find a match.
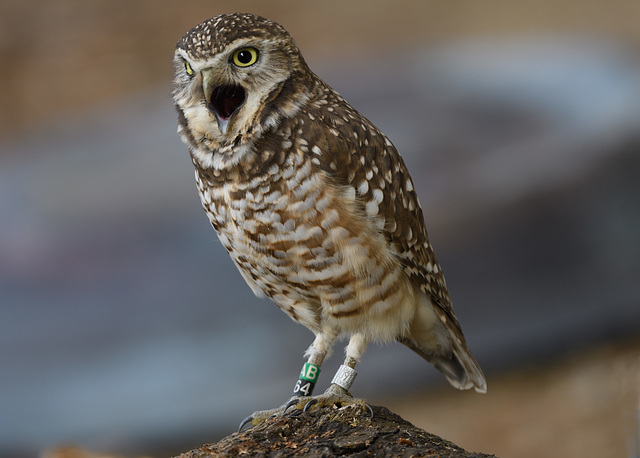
[292,363,320,396]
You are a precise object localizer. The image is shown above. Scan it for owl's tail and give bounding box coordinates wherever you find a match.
[398,294,487,393]
[400,334,487,393]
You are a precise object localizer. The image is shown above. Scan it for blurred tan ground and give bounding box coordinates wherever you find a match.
[386,339,640,457]
[2,2,639,457]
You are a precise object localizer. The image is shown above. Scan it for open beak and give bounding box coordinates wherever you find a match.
[202,69,246,134]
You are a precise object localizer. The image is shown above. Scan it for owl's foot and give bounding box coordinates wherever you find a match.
[238,384,373,432]
[238,395,310,432]
[301,383,373,418]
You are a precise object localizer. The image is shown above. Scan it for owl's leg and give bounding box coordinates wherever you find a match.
[300,332,372,414]
[291,327,339,397]
[238,328,338,431]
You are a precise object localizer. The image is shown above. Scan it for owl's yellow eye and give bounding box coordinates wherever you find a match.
[184,61,194,76]
[232,47,259,67]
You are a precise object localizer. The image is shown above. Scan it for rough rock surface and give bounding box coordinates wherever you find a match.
[178,404,496,457]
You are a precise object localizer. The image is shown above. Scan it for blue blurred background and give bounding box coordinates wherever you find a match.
[1,1,639,457]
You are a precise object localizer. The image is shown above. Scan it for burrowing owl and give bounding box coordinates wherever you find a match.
[173,12,486,426]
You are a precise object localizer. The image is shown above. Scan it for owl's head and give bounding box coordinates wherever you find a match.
[173,13,310,157]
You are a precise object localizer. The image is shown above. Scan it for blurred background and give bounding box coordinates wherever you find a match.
[1,1,639,457]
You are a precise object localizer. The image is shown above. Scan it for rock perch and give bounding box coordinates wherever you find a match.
[178,404,496,457]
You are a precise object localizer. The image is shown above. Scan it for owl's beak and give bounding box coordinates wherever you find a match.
[201,69,246,135]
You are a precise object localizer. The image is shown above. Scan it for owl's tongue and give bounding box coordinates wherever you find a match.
[209,85,246,123]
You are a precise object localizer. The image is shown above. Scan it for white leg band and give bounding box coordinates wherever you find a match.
[331,365,357,391]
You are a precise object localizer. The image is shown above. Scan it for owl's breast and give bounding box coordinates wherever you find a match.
[193,162,324,294]
[195,156,412,336]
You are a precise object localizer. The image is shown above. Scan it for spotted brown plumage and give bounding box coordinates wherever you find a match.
[173,13,486,422]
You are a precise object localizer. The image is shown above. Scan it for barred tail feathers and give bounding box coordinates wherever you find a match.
[399,291,487,393]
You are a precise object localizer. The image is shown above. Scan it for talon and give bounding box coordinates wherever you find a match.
[365,403,374,419]
[282,398,299,414]
[238,415,254,433]
[303,398,318,412]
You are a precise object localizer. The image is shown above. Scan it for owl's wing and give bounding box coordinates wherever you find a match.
[301,91,487,393]
[303,93,464,337]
